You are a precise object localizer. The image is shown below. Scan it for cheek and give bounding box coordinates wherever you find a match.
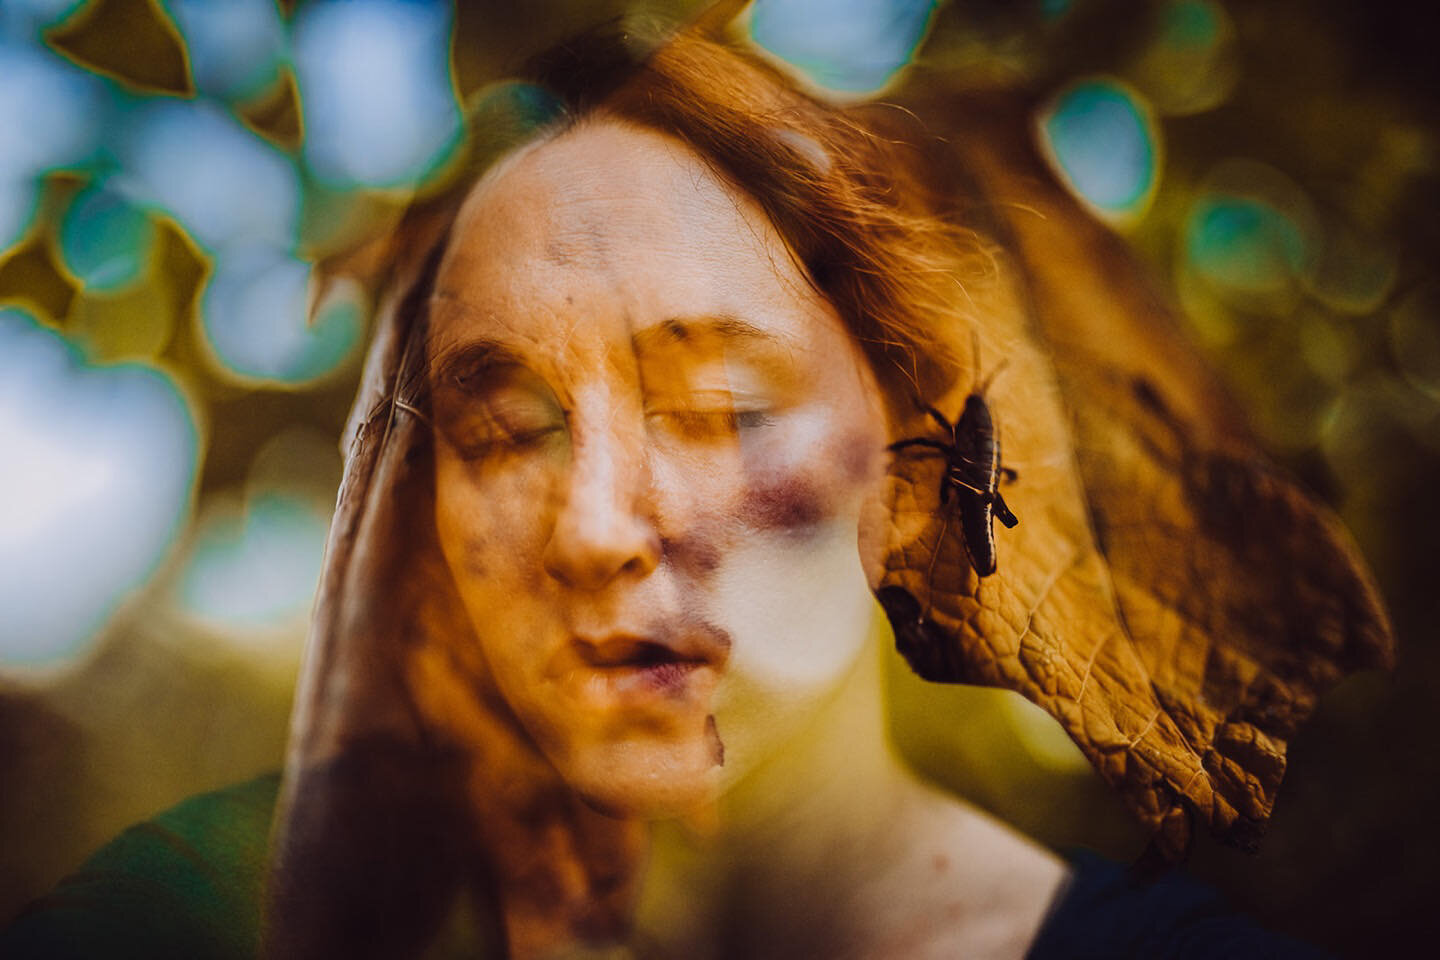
[660,529,723,577]
[703,506,878,783]
[702,425,885,688]
[737,471,826,530]
[735,426,885,534]
[657,423,883,580]
[691,423,885,778]
[434,452,552,611]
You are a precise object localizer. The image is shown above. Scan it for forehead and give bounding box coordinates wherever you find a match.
[429,119,830,361]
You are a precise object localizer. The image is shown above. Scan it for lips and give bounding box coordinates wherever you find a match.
[574,619,730,667]
[577,636,708,669]
[570,626,729,699]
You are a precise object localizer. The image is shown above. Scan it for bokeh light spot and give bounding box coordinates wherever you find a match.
[1162,0,1219,47]
[747,0,938,95]
[1389,283,1440,403]
[0,39,107,180]
[176,490,330,633]
[1040,0,1073,20]
[0,0,85,32]
[201,246,361,385]
[1037,79,1159,224]
[293,0,462,188]
[1183,160,1319,313]
[115,98,300,253]
[59,181,157,290]
[1299,310,1359,386]
[163,0,284,101]
[1307,222,1397,316]
[1321,375,1436,493]
[1129,1,1237,116]
[0,308,198,667]
[1175,262,1240,348]
[0,177,40,250]
[1186,197,1304,293]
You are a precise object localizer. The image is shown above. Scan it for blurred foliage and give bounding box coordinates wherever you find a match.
[1,0,1437,953]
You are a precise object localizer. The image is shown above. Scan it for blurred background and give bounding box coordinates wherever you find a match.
[1,0,1436,954]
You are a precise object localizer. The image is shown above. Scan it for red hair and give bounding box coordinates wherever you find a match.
[383,25,999,413]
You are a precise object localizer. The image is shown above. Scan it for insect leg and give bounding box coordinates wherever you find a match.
[921,403,956,438]
[993,491,1018,528]
[949,477,988,497]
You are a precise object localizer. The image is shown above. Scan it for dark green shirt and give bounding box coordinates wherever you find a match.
[1,774,278,960]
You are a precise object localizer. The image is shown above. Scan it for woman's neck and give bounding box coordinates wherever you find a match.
[632,632,1069,960]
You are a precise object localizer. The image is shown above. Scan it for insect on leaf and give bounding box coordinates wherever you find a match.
[875,98,1394,860]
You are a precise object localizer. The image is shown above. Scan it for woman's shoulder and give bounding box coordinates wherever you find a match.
[4,778,1333,960]
[1027,848,1332,960]
[0,773,281,960]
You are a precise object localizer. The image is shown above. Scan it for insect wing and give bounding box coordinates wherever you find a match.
[956,395,998,482]
[959,495,999,576]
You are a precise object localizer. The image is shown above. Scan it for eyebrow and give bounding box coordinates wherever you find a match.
[426,292,521,389]
[428,338,526,391]
[427,312,789,390]
[631,315,785,354]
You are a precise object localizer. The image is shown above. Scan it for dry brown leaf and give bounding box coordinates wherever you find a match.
[875,97,1394,860]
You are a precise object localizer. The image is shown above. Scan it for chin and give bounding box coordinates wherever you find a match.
[559,734,724,821]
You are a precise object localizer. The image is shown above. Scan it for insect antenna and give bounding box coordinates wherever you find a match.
[977,358,1009,397]
[970,328,1009,397]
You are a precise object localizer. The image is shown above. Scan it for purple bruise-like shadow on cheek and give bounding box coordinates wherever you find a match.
[738,428,881,533]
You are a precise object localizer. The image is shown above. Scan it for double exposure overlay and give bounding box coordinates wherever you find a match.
[1,2,1436,955]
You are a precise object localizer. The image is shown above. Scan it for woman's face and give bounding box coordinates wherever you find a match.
[428,119,891,818]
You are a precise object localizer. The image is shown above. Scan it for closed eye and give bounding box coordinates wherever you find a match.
[438,391,567,459]
[428,358,569,460]
[649,408,776,441]
[447,419,565,459]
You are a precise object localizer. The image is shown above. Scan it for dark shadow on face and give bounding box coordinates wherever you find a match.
[424,119,892,824]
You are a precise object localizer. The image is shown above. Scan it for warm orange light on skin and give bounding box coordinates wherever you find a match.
[426,118,892,821]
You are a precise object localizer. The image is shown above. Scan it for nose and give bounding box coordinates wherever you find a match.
[542,417,661,590]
